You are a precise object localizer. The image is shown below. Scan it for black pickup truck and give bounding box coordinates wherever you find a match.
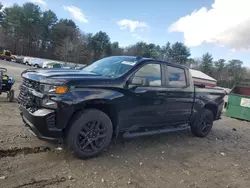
[18,56,224,159]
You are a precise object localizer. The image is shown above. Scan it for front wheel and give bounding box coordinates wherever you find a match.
[190,109,213,137]
[65,109,113,159]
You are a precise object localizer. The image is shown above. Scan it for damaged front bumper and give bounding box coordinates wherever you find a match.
[19,105,62,141]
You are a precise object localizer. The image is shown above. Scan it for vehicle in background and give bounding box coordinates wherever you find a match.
[42,60,51,68]
[62,66,71,69]
[29,58,45,68]
[74,66,82,70]
[0,50,16,61]
[43,61,63,68]
[10,55,17,62]
[18,56,225,159]
[23,56,35,65]
[13,55,25,64]
[74,65,87,70]
[0,67,15,102]
[28,58,36,66]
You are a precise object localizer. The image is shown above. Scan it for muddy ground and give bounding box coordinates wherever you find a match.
[0,60,250,188]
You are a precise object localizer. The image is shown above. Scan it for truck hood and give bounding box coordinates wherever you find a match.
[21,68,112,84]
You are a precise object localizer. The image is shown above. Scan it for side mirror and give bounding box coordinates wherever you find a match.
[130,76,149,86]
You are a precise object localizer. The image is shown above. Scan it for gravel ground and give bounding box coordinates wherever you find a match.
[0,60,250,188]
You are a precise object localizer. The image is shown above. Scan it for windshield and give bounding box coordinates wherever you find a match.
[83,56,138,78]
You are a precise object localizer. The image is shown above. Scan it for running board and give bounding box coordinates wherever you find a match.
[123,125,190,139]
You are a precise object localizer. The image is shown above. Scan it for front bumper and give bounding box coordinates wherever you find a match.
[19,105,62,141]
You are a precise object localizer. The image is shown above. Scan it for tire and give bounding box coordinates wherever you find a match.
[34,64,39,68]
[190,109,213,137]
[65,109,113,159]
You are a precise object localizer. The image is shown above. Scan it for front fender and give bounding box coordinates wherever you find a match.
[52,87,124,105]
[50,88,124,129]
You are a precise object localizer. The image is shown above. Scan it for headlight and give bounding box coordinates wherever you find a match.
[40,84,56,93]
[40,84,68,94]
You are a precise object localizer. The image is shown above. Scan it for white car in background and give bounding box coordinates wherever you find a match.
[29,58,45,68]
[23,56,35,65]
[42,60,63,68]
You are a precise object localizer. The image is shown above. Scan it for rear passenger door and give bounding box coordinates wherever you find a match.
[163,65,194,124]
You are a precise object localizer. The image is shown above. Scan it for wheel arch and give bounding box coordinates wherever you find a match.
[204,103,218,120]
[66,99,119,138]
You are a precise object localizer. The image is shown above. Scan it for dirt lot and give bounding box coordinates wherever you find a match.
[0,60,250,188]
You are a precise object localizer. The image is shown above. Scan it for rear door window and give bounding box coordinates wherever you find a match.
[167,66,187,87]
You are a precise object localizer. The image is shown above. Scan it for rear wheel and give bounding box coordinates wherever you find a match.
[65,109,113,159]
[190,109,213,137]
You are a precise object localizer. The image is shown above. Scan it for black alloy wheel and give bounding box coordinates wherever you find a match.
[200,115,213,134]
[191,109,214,137]
[77,120,107,153]
[66,109,113,159]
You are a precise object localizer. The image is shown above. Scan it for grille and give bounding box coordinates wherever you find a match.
[18,78,40,109]
[23,78,40,91]
[18,85,36,108]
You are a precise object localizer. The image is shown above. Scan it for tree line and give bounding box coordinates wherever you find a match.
[0,2,249,88]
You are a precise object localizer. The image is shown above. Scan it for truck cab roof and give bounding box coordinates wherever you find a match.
[108,56,190,69]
